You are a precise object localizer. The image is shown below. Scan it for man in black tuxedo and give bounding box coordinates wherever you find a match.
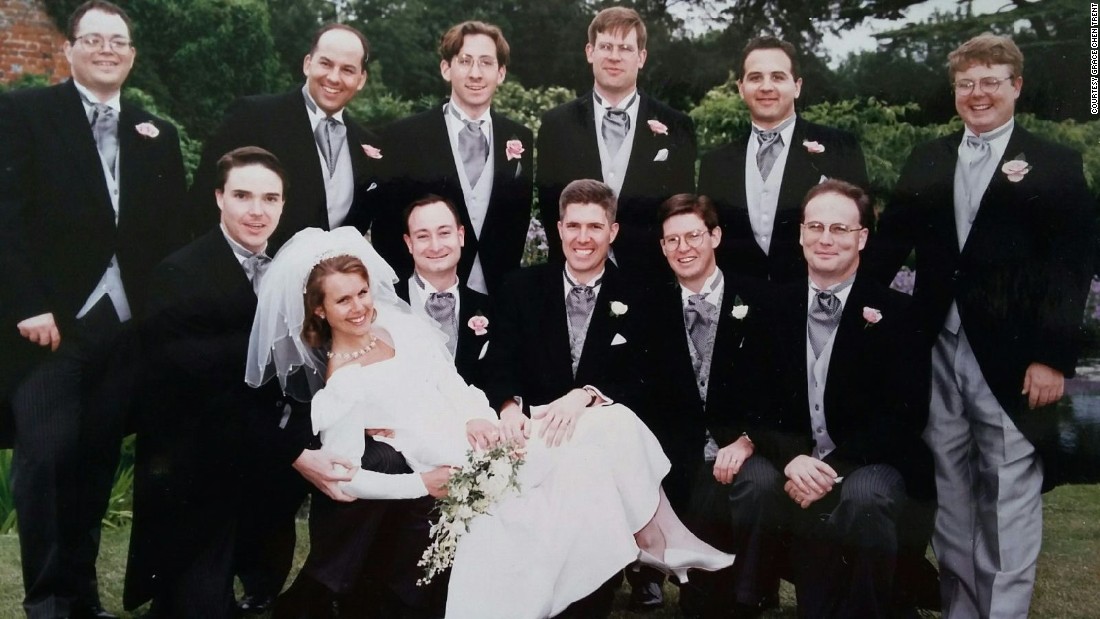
[0,2,188,617]
[867,34,1094,618]
[641,194,762,618]
[395,195,493,390]
[375,21,533,296]
[698,36,868,284]
[537,6,696,277]
[190,23,384,249]
[487,179,645,618]
[187,23,386,608]
[733,180,932,618]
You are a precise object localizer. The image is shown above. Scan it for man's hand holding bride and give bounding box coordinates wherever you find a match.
[535,388,594,447]
[293,448,358,502]
[466,419,501,450]
[499,402,531,448]
[421,466,454,499]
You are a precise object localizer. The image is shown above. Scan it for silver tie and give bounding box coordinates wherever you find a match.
[90,103,118,177]
[315,117,346,177]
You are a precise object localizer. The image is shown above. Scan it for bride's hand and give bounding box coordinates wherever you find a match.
[499,403,530,448]
[466,419,501,450]
[366,428,395,438]
[421,466,454,499]
[535,388,589,447]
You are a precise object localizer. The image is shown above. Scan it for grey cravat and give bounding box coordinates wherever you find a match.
[450,104,488,186]
[753,116,795,181]
[315,117,346,177]
[684,294,719,399]
[564,270,602,376]
[808,278,854,358]
[90,103,118,177]
[416,273,458,355]
[596,91,636,157]
[241,253,271,295]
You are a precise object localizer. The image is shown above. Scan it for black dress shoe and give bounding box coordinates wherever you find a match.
[70,605,119,619]
[627,580,664,613]
[237,594,275,615]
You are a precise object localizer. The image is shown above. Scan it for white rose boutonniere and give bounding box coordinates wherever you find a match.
[609,301,629,317]
[730,295,749,320]
[135,122,160,138]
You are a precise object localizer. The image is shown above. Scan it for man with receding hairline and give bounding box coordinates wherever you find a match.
[0,1,188,616]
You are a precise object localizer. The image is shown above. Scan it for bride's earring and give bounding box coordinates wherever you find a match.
[319,312,326,320]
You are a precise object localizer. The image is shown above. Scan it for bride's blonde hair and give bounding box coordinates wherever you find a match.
[302,255,371,348]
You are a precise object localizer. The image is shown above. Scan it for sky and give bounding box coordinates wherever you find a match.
[671,0,1013,66]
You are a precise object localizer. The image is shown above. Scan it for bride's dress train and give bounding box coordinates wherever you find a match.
[310,310,731,618]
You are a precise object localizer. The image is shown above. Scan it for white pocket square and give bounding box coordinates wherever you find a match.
[611,333,627,346]
[367,182,378,191]
[653,148,669,162]
[478,341,489,360]
[818,175,828,184]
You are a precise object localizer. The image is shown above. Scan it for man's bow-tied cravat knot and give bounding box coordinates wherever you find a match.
[426,291,458,355]
[90,103,119,177]
[449,104,488,186]
[754,127,782,181]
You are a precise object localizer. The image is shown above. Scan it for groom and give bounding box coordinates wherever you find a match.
[486,178,646,618]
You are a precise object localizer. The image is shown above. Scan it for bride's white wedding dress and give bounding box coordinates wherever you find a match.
[311,310,673,618]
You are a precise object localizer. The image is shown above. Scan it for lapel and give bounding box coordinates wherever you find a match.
[52,81,114,227]
[208,230,256,309]
[929,132,966,257]
[621,92,658,192]
[573,94,605,180]
[281,90,330,228]
[539,265,577,386]
[776,119,822,211]
[576,265,623,382]
[823,276,877,412]
[961,125,1030,259]
[394,278,411,304]
[482,111,521,240]
[658,279,699,395]
[456,285,489,365]
[776,283,811,412]
[344,114,380,189]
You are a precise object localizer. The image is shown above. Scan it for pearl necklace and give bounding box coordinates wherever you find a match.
[328,335,379,360]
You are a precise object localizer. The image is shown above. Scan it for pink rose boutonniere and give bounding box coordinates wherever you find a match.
[803,140,825,154]
[468,315,489,336]
[862,306,883,327]
[135,122,160,139]
[1001,158,1031,183]
[362,144,383,159]
[506,139,525,161]
[647,119,668,136]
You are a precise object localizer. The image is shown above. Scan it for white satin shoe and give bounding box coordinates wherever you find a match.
[637,548,735,583]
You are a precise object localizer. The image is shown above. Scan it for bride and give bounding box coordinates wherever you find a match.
[247,227,733,618]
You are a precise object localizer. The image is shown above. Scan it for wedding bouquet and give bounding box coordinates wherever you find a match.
[417,442,525,584]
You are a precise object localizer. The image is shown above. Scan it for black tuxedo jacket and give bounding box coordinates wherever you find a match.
[867,126,1095,488]
[375,106,533,295]
[395,277,493,391]
[536,91,696,274]
[741,277,933,500]
[641,271,762,508]
[189,87,384,249]
[0,80,188,411]
[484,262,646,412]
[698,118,868,284]
[125,228,312,607]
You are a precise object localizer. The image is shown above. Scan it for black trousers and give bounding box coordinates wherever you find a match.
[731,457,907,619]
[10,299,135,619]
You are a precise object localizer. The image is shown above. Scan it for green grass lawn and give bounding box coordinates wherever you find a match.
[0,484,1097,617]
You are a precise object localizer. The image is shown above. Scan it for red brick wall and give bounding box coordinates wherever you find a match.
[0,0,70,84]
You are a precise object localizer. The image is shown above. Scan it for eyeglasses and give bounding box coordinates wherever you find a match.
[453,54,498,71]
[73,34,132,52]
[801,222,865,238]
[660,229,711,252]
[594,42,638,56]
[953,76,1014,96]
